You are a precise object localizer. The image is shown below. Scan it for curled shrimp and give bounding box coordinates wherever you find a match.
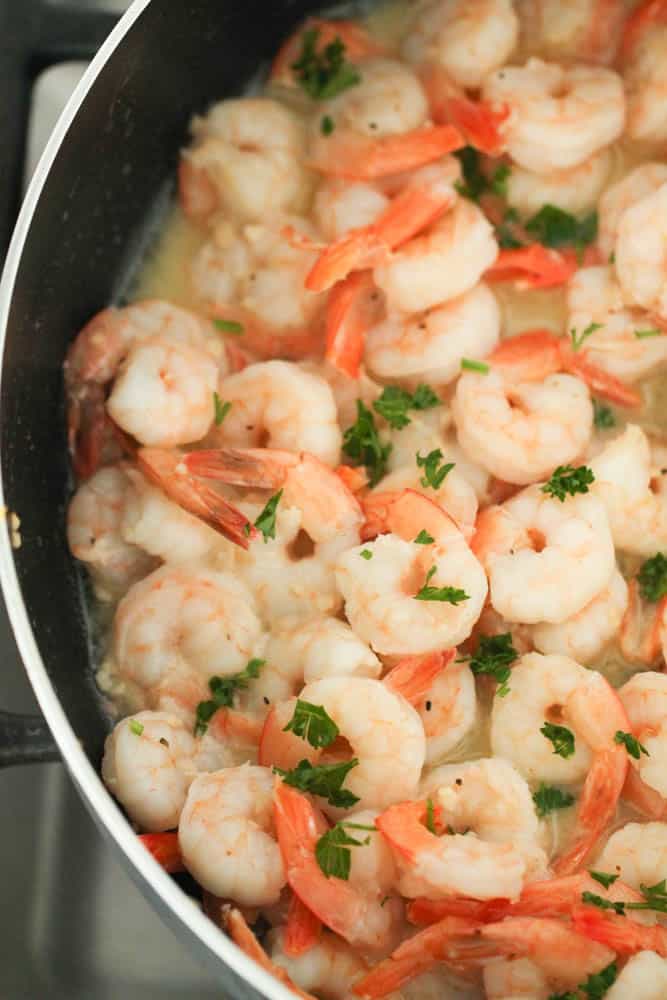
[596,821,667,899]
[417,657,477,765]
[615,182,667,322]
[518,0,627,65]
[268,928,368,1000]
[481,58,625,173]
[621,0,667,143]
[271,16,383,86]
[178,765,286,906]
[618,675,667,814]
[336,489,487,655]
[597,162,667,262]
[506,148,613,220]
[101,710,197,832]
[377,458,479,543]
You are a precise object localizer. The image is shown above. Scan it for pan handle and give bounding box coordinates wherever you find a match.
[0,710,60,767]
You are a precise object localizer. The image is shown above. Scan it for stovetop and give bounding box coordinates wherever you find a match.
[1,3,220,996]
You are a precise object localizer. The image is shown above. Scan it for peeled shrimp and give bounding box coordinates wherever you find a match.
[418,658,477,765]
[595,821,667,895]
[101,710,197,832]
[623,20,667,143]
[179,97,309,224]
[615,183,667,322]
[597,163,667,262]
[378,462,478,543]
[365,282,500,386]
[268,929,367,1000]
[67,465,156,600]
[313,178,389,243]
[517,0,626,65]
[403,0,519,90]
[483,957,548,1000]
[336,490,487,655]
[619,673,667,805]
[481,58,625,173]
[178,765,285,906]
[472,486,615,624]
[506,148,612,220]
[606,950,667,1000]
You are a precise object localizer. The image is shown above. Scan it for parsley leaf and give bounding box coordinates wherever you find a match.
[461,358,490,373]
[315,821,375,879]
[541,722,575,759]
[343,400,392,487]
[372,384,440,430]
[490,162,511,198]
[360,549,373,560]
[254,489,283,542]
[291,28,361,100]
[570,321,602,352]
[593,399,615,430]
[416,449,455,490]
[578,961,617,999]
[129,719,144,736]
[213,318,244,335]
[614,730,649,760]
[581,879,667,918]
[283,700,339,749]
[548,993,578,1000]
[275,758,360,808]
[468,633,518,696]
[213,392,231,426]
[541,464,594,502]
[532,783,575,818]
[635,328,663,339]
[590,870,619,889]
[195,659,265,736]
[581,891,626,915]
[453,146,488,201]
[636,879,667,913]
[638,553,667,602]
[414,565,469,604]
[525,204,597,250]
[425,797,437,834]
[321,114,335,135]
[414,529,435,545]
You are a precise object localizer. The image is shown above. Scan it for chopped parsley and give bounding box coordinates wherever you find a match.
[547,960,618,1000]
[570,321,602,352]
[343,400,392,487]
[283,700,339,749]
[614,730,649,760]
[454,147,511,202]
[425,797,437,834]
[461,358,490,374]
[360,549,373,560]
[638,552,667,602]
[194,658,265,736]
[213,392,231,426]
[583,879,667,917]
[468,633,518,697]
[414,565,469,604]
[291,27,361,100]
[275,758,360,808]
[541,464,594,502]
[129,719,144,736]
[635,328,663,339]
[525,204,597,250]
[213,318,244,335]
[589,870,619,890]
[414,529,435,545]
[372,383,440,430]
[490,162,511,198]
[315,821,375,879]
[541,722,575,759]
[532,783,575,818]
[593,399,615,430]
[254,490,283,542]
[581,891,626,915]
[321,114,335,135]
[416,449,455,490]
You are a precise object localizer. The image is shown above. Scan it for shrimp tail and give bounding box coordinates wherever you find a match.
[325,272,377,378]
[138,832,184,873]
[335,464,369,494]
[309,125,464,180]
[284,892,323,957]
[561,347,643,408]
[485,244,576,289]
[224,906,317,1000]
[572,903,667,957]
[182,447,297,489]
[361,489,456,544]
[490,328,564,381]
[383,650,455,705]
[67,383,109,480]
[442,97,510,155]
[407,896,509,925]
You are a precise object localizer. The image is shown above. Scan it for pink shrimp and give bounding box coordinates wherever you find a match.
[224,906,317,1000]
[383,650,455,705]
[325,271,379,378]
[419,64,510,156]
[284,892,323,958]
[270,18,384,85]
[308,124,464,181]
[573,903,667,957]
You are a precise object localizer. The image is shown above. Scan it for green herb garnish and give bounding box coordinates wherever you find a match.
[343,400,392,487]
[129,719,144,736]
[541,464,594,501]
[532,783,575,818]
[414,529,435,545]
[275,758,360,808]
[541,722,576,759]
[614,730,649,760]
[525,204,597,250]
[414,566,469,604]
[461,358,490,374]
[291,27,361,100]
[635,328,663,339]
[360,549,373,560]
[195,658,265,735]
[283,700,339,749]
[468,633,517,696]
[213,392,231,426]
[213,318,244,335]
[638,552,667,602]
[416,449,454,490]
[315,821,375,879]
[321,114,335,135]
[372,384,440,430]
[425,797,437,834]
[590,870,619,889]
[570,322,602,352]
[593,399,615,429]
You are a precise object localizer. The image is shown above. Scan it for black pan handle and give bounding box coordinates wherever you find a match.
[0,710,60,767]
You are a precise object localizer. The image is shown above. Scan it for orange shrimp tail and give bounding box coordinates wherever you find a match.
[309,125,464,180]
[137,447,257,548]
[361,489,454,544]
[307,232,389,294]
[572,903,667,957]
[490,328,564,382]
[182,446,295,489]
[270,17,384,83]
[284,892,323,957]
[407,896,509,926]
[138,832,184,873]
[562,347,642,408]
[325,271,380,377]
[335,464,369,494]
[619,579,665,665]
[620,0,667,62]
[67,385,109,481]
[443,97,510,156]
[224,906,317,1000]
[485,244,576,289]
[383,649,455,705]
[259,703,321,771]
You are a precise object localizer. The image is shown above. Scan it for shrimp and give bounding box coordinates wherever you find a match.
[597,163,667,262]
[417,658,477,764]
[517,0,626,65]
[271,17,384,87]
[365,282,500,387]
[481,59,625,173]
[109,564,264,722]
[615,183,667,322]
[378,458,479,543]
[210,361,342,466]
[472,486,615,624]
[403,0,519,89]
[313,178,389,244]
[531,567,628,665]
[191,217,326,360]
[178,765,285,906]
[595,821,667,897]
[101,710,197,832]
[567,266,667,383]
[179,98,309,225]
[64,301,224,474]
[589,424,667,556]
[506,148,613,220]
[336,490,488,655]
[618,674,667,808]
[67,465,156,600]
[605,950,667,1000]
[622,8,667,143]
[274,782,402,952]
[268,929,367,1000]
[483,957,548,1000]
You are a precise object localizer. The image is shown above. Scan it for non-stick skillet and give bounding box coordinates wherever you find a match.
[0,1,327,995]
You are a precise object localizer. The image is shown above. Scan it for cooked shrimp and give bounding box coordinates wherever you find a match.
[619,673,667,806]
[481,59,625,173]
[191,217,326,360]
[595,821,667,896]
[472,486,615,623]
[606,950,667,1000]
[178,765,285,906]
[531,567,628,664]
[274,782,403,951]
[590,424,667,556]
[179,98,309,224]
[597,163,667,262]
[622,12,667,143]
[517,0,626,65]
[271,17,384,87]
[506,148,613,220]
[615,183,667,322]
[268,928,367,999]
[416,659,477,765]
[110,564,264,721]
[101,710,197,832]
[313,177,389,242]
[67,465,156,600]
[365,282,500,386]
[210,361,342,466]
[403,0,519,89]
[336,490,487,655]
[378,459,478,543]
[483,957,548,1000]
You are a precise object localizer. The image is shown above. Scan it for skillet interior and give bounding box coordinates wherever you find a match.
[0,0,323,766]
